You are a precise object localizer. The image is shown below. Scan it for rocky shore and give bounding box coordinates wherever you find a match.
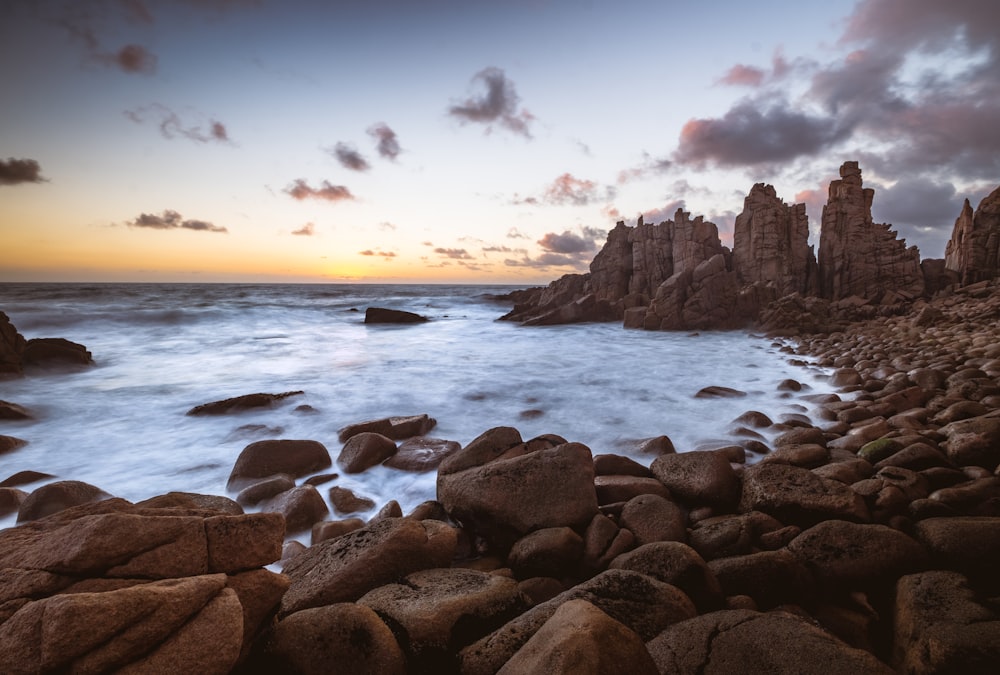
[2,282,1000,673]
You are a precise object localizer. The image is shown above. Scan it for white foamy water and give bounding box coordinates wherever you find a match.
[0,283,835,530]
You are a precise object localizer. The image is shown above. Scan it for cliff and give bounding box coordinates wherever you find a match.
[944,184,1000,285]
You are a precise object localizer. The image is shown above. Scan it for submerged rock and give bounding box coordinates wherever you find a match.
[364,307,428,324]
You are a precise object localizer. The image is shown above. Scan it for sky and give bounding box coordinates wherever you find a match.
[1,0,998,284]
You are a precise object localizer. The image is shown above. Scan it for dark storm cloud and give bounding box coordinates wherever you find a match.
[537,231,595,255]
[674,99,850,168]
[677,0,1000,182]
[434,248,474,260]
[284,179,355,202]
[127,209,227,232]
[448,67,534,138]
[328,142,370,172]
[125,104,232,144]
[291,222,315,236]
[0,158,46,185]
[367,123,401,160]
[869,177,964,257]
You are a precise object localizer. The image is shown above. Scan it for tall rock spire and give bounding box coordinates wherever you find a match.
[944,185,1000,285]
[817,161,924,302]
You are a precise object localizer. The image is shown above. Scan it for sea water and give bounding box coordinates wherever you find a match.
[0,283,836,530]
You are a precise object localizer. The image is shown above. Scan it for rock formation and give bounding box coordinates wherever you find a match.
[944,185,1000,285]
[817,161,924,303]
[0,312,93,376]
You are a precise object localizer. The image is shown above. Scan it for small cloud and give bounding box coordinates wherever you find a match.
[127,209,227,233]
[434,247,474,260]
[717,63,766,87]
[506,227,531,239]
[328,142,370,172]
[292,222,315,236]
[422,241,434,247]
[99,43,157,75]
[125,104,233,144]
[448,67,534,138]
[367,122,401,160]
[617,153,672,184]
[284,179,355,202]
[482,245,515,254]
[0,158,46,185]
[537,230,596,255]
[642,199,687,224]
[359,249,396,258]
[378,221,397,231]
[542,173,615,206]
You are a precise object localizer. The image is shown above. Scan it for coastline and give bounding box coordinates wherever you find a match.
[2,284,1000,671]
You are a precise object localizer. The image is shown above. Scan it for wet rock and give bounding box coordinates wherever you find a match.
[258,602,406,675]
[136,491,243,514]
[0,400,31,420]
[609,541,723,612]
[497,599,658,675]
[235,475,295,507]
[619,493,686,546]
[259,485,328,534]
[438,426,524,475]
[359,567,527,671]
[0,312,27,376]
[0,435,27,454]
[328,486,376,514]
[0,487,27,517]
[649,450,741,511]
[694,385,747,399]
[593,453,653,477]
[338,432,397,473]
[894,570,1000,674]
[16,480,112,523]
[645,609,893,674]
[939,414,1000,469]
[383,437,460,471]
[732,410,774,428]
[740,463,870,526]
[914,517,1000,587]
[186,390,304,416]
[280,517,457,616]
[227,439,332,490]
[708,549,814,609]
[22,337,93,367]
[580,513,634,574]
[594,475,670,504]
[364,307,428,324]
[337,413,437,442]
[0,470,53,489]
[508,527,584,580]
[311,517,364,545]
[759,443,829,468]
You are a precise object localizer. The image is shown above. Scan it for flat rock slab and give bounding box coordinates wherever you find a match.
[739,463,870,526]
[186,391,304,416]
[364,307,429,324]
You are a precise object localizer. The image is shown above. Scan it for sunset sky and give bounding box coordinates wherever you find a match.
[2,0,998,284]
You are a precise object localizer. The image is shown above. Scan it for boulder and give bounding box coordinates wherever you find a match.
[186,391,303,416]
[0,470,53,489]
[227,439,332,490]
[0,312,26,376]
[787,520,927,588]
[364,307,428,324]
[235,475,295,507]
[507,527,585,580]
[497,599,658,675]
[16,480,111,523]
[894,571,1000,674]
[739,463,870,526]
[593,453,653,477]
[337,432,397,473]
[458,569,697,675]
[609,542,723,612]
[258,485,329,533]
[0,487,27,517]
[437,442,598,551]
[914,517,1000,587]
[359,568,527,671]
[257,602,406,675]
[0,400,31,420]
[939,414,1000,469]
[708,549,814,609]
[650,450,741,511]
[619,493,686,546]
[645,609,893,674]
[594,475,670,504]
[0,435,27,455]
[21,337,93,367]
[328,486,376,514]
[279,517,457,616]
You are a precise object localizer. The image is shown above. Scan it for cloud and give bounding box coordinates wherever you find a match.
[291,222,315,236]
[434,247,474,260]
[367,123,401,160]
[506,227,531,239]
[674,99,850,168]
[98,43,157,74]
[0,158,46,185]
[328,142,370,172]
[617,153,673,184]
[127,209,227,233]
[870,177,963,257]
[718,64,766,87]
[641,199,687,225]
[537,230,596,255]
[378,221,397,231]
[125,104,232,144]
[284,179,355,202]
[359,249,396,258]
[516,173,616,206]
[448,67,534,138]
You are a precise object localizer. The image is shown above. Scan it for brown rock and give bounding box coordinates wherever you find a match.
[136,491,243,514]
[593,453,653,477]
[458,569,697,675]
[914,516,1000,586]
[0,435,27,454]
[311,517,364,545]
[740,463,870,526]
[609,541,723,612]
[645,609,893,674]
[694,385,747,398]
[259,602,406,675]
[185,390,303,415]
[939,414,1000,469]
[787,520,927,588]
[0,470,53,488]
[16,480,111,523]
[497,599,658,675]
[0,312,27,376]
[508,527,585,580]
[650,450,741,511]
[338,431,397,473]
[0,574,242,674]
[235,475,295,507]
[708,549,814,609]
[894,570,1000,674]
[0,487,27,517]
[258,485,328,534]
[689,514,754,561]
[280,517,457,615]
[364,306,428,323]
[21,337,93,367]
[594,475,670,504]
[227,439,332,490]
[437,441,598,551]
[619,493,686,546]
[383,437,460,471]
[944,185,1000,285]
[225,568,291,663]
[359,567,527,671]
[328,485,376,514]
[0,400,31,420]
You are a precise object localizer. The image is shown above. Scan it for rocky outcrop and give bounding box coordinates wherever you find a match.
[818,161,924,303]
[0,313,26,377]
[0,313,92,376]
[186,391,304,416]
[364,307,428,324]
[944,185,1000,285]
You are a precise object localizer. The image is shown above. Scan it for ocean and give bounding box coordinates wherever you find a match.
[0,283,837,531]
